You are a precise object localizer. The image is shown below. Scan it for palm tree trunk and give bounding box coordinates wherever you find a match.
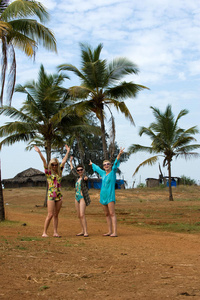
[0,159,5,221]
[168,161,173,201]
[76,134,84,164]
[99,109,108,160]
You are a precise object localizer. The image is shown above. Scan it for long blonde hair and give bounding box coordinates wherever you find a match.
[48,158,62,176]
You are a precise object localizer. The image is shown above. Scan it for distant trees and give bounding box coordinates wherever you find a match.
[128,105,200,201]
[180,175,197,186]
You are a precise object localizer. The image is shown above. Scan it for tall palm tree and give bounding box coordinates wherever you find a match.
[58,43,148,159]
[128,105,200,201]
[0,0,57,105]
[0,0,57,220]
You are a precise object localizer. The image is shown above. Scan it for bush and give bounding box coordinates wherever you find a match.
[180,175,197,186]
[137,183,146,188]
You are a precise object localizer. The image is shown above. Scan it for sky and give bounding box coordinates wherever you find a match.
[1,0,200,188]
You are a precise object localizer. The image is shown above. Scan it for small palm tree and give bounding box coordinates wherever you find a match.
[0,65,76,161]
[58,43,148,159]
[128,105,200,201]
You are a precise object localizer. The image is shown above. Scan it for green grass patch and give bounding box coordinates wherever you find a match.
[39,285,50,291]
[0,220,20,227]
[137,222,200,233]
[18,236,43,242]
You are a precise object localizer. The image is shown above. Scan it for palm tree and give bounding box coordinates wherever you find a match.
[0,0,57,220]
[0,65,76,161]
[58,43,148,160]
[0,65,70,207]
[0,0,57,105]
[128,105,200,201]
[0,65,100,205]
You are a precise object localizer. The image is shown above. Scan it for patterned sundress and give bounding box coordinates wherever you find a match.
[44,165,63,201]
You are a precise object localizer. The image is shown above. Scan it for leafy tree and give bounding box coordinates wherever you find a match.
[0,0,57,220]
[128,105,200,201]
[63,131,129,176]
[58,43,148,160]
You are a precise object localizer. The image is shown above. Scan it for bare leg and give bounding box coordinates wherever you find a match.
[53,199,62,237]
[42,200,55,237]
[75,199,84,235]
[102,204,112,236]
[79,198,88,236]
[108,201,117,237]
[75,199,88,236]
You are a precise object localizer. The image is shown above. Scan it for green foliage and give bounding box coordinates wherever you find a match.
[128,105,200,201]
[137,183,146,188]
[0,0,57,105]
[180,175,197,186]
[58,43,148,159]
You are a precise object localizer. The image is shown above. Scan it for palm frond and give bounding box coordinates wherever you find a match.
[0,132,36,150]
[1,0,49,23]
[106,82,148,99]
[128,144,154,154]
[133,156,159,176]
[9,19,57,53]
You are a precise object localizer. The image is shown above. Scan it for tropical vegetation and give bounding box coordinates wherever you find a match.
[0,0,57,220]
[128,105,200,201]
[58,43,148,160]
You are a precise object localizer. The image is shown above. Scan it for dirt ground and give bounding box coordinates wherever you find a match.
[1,186,200,300]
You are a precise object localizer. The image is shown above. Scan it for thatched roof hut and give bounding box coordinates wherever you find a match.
[2,168,46,188]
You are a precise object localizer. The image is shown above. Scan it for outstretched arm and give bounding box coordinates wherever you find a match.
[34,146,47,169]
[61,145,70,167]
[117,147,125,161]
[70,156,74,170]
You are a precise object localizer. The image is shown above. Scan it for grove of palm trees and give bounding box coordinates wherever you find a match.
[1,2,200,299]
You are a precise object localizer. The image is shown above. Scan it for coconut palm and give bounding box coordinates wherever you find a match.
[0,0,56,220]
[0,64,80,162]
[0,65,101,205]
[0,0,57,105]
[128,105,200,201]
[58,43,148,160]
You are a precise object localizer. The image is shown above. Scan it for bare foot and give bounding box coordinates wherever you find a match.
[53,234,61,238]
[103,233,111,236]
[110,234,118,237]
[76,232,84,236]
[84,234,89,237]
[42,233,48,237]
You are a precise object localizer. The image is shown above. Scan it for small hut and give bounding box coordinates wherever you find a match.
[2,168,46,188]
[145,178,160,188]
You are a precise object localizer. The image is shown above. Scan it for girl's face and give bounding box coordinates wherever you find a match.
[76,167,84,176]
[51,162,58,172]
[103,161,111,171]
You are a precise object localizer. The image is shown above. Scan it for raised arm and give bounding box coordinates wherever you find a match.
[70,156,74,170]
[61,145,70,167]
[117,147,125,161]
[89,159,104,177]
[34,146,47,169]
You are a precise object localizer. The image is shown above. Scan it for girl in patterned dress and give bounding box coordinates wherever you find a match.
[70,156,91,237]
[89,148,125,237]
[34,145,70,237]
